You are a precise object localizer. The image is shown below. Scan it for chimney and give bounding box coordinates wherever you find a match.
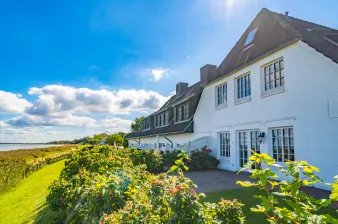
[176,82,188,97]
[200,64,217,85]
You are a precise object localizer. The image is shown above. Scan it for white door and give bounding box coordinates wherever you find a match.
[237,130,260,169]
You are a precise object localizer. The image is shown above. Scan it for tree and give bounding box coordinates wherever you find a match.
[106,133,124,146]
[130,116,144,132]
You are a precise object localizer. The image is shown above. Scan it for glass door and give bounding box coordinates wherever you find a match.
[238,130,260,169]
[238,131,248,168]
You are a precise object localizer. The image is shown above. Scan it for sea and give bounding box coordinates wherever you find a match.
[0,144,63,151]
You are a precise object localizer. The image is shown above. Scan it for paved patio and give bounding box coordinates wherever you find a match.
[185,169,337,208]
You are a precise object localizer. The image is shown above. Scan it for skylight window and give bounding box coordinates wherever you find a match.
[244,28,258,46]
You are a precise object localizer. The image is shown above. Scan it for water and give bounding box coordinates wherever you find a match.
[0,144,63,151]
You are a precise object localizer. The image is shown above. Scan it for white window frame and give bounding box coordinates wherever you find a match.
[261,57,285,98]
[218,132,230,160]
[215,83,227,109]
[175,103,189,123]
[234,72,251,105]
[270,127,294,163]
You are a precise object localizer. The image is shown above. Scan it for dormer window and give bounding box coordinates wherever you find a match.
[141,118,151,131]
[244,28,258,46]
[154,111,170,128]
[175,103,189,123]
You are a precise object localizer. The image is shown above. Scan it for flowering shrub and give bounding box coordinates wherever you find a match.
[47,146,244,223]
[102,152,244,223]
[163,147,219,171]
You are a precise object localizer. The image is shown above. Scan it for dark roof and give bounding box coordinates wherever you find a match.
[207,8,338,84]
[125,82,202,139]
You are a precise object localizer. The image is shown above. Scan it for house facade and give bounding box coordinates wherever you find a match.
[125,8,338,190]
[125,65,217,150]
[193,9,338,190]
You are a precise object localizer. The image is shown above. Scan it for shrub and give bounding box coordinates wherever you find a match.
[48,146,244,223]
[188,146,219,170]
[237,152,338,224]
[102,152,244,224]
[128,148,163,173]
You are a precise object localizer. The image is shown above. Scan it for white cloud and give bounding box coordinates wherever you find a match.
[6,114,97,127]
[0,90,31,113]
[148,68,169,81]
[26,85,171,116]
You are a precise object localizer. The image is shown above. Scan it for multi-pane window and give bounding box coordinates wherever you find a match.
[154,111,170,128]
[236,74,251,99]
[141,119,151,131]
[272,127,294,162]
[165,111,169,125]
[177,106,182,122]
[219,132,230,158]
[183,104,189,120]
[264,59,284,91]
[216,84,227,107]
[176,103,189,122]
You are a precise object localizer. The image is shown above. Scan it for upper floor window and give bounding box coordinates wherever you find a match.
[264,59,284,91]
[244,28,258,46]
[175,103,189,122]
[154,111,170,128]
[215,83,227,108]
[141,118,151,131]
[236,73,251,100]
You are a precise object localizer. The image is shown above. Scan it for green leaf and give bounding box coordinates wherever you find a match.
[236,181,253,187]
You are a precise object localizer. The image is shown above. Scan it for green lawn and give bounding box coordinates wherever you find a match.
[204,188,338,224]
[0,160,65,224]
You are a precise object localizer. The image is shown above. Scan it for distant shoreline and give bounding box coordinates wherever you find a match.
[0,143,64,145]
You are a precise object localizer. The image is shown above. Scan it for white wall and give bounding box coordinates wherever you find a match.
[194,41,338,190]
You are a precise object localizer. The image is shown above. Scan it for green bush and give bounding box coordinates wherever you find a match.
[163,147,219,171]
[128,148,163,173]
[237,152,338,224]
[47,146,244,223]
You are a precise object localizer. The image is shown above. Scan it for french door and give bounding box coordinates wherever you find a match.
[237,130,260,169]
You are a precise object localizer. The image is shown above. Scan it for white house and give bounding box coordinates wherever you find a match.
[193,8,338,190]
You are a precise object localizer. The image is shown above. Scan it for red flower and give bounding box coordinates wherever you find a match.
[190,189,196,194]
[175,185,184,191]
[169,188,176,194]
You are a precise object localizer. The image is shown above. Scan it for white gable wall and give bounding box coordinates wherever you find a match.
[194,41,338,190]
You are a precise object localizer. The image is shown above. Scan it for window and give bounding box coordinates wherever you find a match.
[236,73,251,99]
[264,59,284,91]
[271,127,294,162]
[165,111,169,125]
[244,28,258,46]
[177,106,182,122]
[175,103,189,122]
[154,111,170,128]
[216,83,227,107]
[141,118,151,131]
[219,132,230,158]
[183,104,189,120]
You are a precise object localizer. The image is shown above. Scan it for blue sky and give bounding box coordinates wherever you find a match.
[0,0,337,142]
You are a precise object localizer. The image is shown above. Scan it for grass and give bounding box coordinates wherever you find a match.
[0,160,65,224]
[204,187,338,224]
